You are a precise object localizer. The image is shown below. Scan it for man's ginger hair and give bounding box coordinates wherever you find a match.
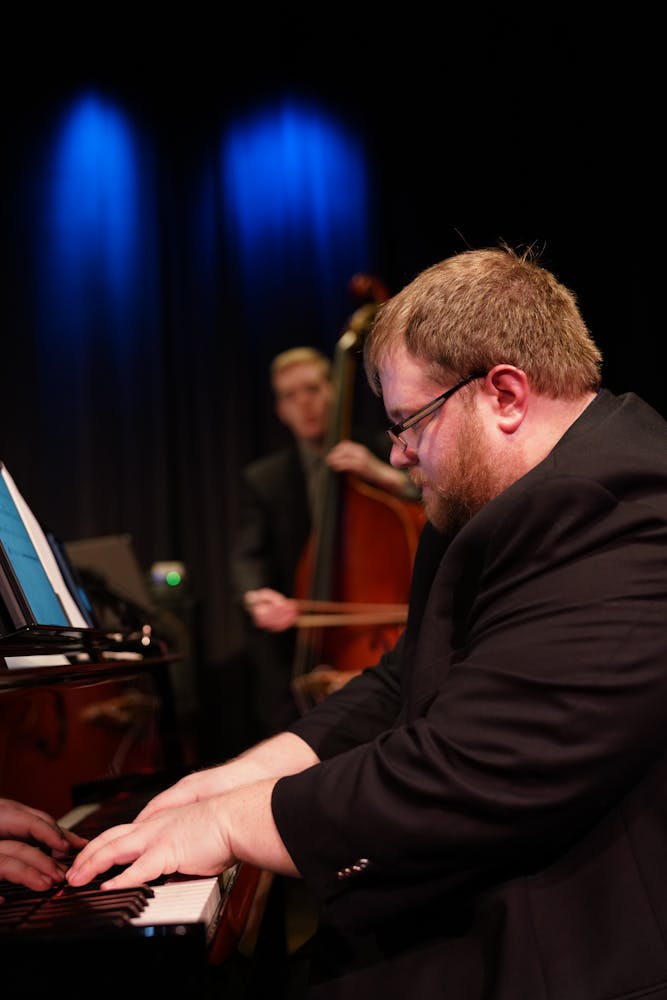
[365,245,602,399]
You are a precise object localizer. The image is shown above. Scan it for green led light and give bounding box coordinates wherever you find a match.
[165,570,182,587]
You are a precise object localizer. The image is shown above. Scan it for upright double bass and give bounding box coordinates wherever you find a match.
[292,276,426,711]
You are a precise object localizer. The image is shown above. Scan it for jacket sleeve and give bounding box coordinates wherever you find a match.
[271,471,667,933]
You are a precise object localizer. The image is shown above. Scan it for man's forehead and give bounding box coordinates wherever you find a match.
[379,349,445,407]
[377,344,422,385]
[274,361,327,389]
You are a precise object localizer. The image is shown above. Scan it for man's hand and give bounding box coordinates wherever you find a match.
[66,779,298,891]
[244,588,299,632]
[0,797,87,894]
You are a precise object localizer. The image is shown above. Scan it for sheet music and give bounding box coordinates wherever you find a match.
[0,464,88,628]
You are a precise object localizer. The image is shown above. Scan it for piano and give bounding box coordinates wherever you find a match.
[0,638,271,998]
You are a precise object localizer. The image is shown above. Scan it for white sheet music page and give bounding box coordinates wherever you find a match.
[0,464,87,628]
[0,462,84,667]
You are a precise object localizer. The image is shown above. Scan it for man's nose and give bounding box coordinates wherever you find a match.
[389,440,417,469]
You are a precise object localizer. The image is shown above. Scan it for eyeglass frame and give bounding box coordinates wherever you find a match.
[386,371,488,452]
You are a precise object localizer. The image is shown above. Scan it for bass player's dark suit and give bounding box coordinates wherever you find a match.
[231,443,312,737]
[231,430,399,737]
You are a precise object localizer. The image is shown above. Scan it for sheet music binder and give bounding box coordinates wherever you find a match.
[0,461,108,652]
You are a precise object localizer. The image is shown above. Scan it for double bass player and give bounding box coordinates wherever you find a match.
[230,342,420,739]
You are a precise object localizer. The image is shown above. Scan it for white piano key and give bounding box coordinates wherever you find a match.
[131,877,221,933]
[129,867,238,942]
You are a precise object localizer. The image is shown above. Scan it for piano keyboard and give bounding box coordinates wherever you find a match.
[0,782,267,1000]
[0,864,239,940]
[0,786,242,945]
[27,797,230,940]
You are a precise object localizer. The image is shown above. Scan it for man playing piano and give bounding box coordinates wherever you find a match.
[67,246,667,1000]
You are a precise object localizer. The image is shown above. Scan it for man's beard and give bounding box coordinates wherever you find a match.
[418,413,521,535]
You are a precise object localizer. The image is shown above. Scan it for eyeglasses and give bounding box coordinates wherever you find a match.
[387,372,487,452]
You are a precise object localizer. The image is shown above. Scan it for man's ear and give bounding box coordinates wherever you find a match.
[485,365,529,434]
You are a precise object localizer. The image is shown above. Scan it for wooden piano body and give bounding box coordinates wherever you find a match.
[0,636,269,998]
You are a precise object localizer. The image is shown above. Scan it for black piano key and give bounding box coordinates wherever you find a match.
[25,898,146,922]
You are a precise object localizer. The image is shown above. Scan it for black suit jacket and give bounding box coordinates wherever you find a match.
[272,390,667,999]
[230,430,397,736]
[228,445,311,734]
[231,444,311,600]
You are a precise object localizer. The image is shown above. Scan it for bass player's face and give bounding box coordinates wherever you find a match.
[273,362,334,446]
